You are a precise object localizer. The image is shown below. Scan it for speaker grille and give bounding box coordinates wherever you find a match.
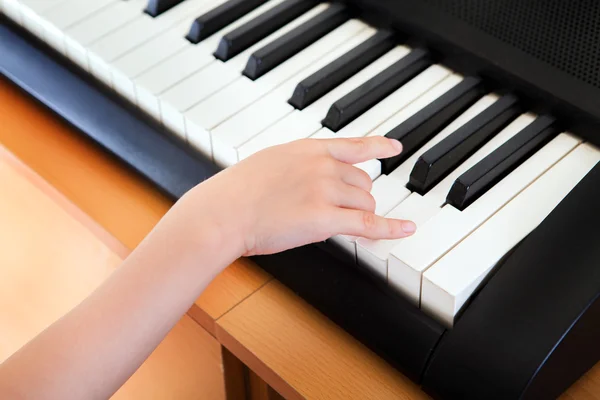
[422,0,600,88]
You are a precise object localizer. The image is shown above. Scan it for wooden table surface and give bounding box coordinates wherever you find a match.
[0,76,598,399]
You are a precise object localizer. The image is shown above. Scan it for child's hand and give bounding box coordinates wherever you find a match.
[186,136,416,257]
[0,137,418,399]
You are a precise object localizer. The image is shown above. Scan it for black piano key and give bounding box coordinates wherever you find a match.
[321,48,431,132]
[408,94,522,195]
[288,29,397,110]
[446,115,558,210]
[380,76,487,175]
[243,3,350,80]
[186,0,268,44]
[145,0,186,17]
[214,0,319,61]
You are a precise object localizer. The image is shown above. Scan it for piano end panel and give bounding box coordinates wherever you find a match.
[421,162,600,399]
[520,295,600,400]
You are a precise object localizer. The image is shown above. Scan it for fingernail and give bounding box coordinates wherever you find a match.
[401,221,416,234]
[390,139,402,152]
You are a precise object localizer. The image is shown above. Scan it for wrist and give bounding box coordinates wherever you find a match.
[178,185,248,263]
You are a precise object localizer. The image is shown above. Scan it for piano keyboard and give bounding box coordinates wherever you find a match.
[2,0,600,332]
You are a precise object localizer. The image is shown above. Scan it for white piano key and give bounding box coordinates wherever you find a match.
[302,46,412,123]
[160,4,329,141]
[306,66,455,186]
[66,36,91,69]
[355,194,440,280]
[389,132,581,305]
[329,174,412,259]
[332,65,453,139]
[235,111,322,161]
[425,113,537,204]
[19,3,47,39]
[20,0,65,12]
[43,0,116,30]
[332,94,500,264]
[184,20,367,138]
[203,26,378,167]
[128,0,289,113]
[115,0,286,82]
[232,46,412,161]
[88,0,213,83]
[18,0,69,43]
[132,47,215,116]
[359,93,499,217]
[375,93,499,184]
[160,61,240,136]
[90,0,211,60]
[65,0,146,46]
[2,0,23,25]
[212,94,294,166]
[353,112,535,282]
[159,3,330,139]
[421,141,600,327]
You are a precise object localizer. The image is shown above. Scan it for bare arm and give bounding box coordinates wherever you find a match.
[0,137,416,399]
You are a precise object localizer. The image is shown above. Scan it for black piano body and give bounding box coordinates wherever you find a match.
[1,1,600,398]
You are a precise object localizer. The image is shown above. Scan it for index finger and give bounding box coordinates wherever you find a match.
[324,136,403,165]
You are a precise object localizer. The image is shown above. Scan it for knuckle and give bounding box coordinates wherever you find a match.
[388,220,397,237]
[362,211,377,232]
[349,137,368,154]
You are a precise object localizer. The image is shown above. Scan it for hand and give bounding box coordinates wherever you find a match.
[186,136,417,257]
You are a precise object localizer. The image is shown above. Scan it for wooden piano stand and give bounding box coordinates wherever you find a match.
[0,76,598,399]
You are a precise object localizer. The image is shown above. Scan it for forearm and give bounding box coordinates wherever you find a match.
[0,136,413,399]
[0,189,242,400]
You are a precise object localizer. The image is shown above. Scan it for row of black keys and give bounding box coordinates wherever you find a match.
[144,0,561,211]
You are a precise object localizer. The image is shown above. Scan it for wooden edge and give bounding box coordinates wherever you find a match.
[249,370,286,400]
[188,303,217,337]
[215,322,303,400]
[0,143,130,260]
[222,346,249,400]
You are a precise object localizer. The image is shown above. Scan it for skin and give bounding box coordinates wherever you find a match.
[0,136,416,399]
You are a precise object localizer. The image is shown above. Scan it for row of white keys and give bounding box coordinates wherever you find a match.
[329,85,498,258]
[184,19,369,157]
[42,0,117,31]
[118,0,287,106]
[65,0,147,46]
[354,112,536,280]
[62,0,149,67]
[87,0,218,85]
[421,141,600,327]
[210,26,376,167]
[14,0,147,67]
[10,0,66,38]
[388,131,581,306]
[44,0,124,53]
[234,47,428,163]
[159,3,330,139]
